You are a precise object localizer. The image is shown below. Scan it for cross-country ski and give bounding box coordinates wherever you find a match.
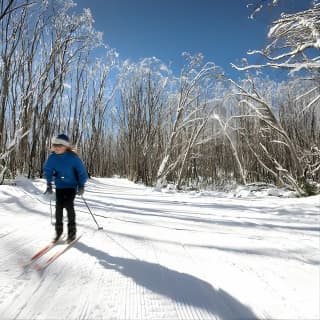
[23,241,57,270]
[34,235,82,272]
[1,178,319,319]
[30,242,56,261]
[1,1,319,319]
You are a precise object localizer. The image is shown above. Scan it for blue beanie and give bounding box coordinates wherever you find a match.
[51,133,70,147]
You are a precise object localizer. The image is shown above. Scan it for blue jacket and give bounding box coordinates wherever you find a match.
[44,151,88,189]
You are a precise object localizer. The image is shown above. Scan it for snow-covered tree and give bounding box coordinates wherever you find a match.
[116,57,171,185]
[156,53,224,189]
[228,1,320,195]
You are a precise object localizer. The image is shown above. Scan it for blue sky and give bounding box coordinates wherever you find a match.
[74,0,313,79]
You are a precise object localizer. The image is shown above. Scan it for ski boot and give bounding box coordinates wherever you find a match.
[53,224,63,243]
[67,224,76,243]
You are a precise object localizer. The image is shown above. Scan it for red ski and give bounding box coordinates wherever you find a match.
[31,242,56,261]
[23,241,57,270]
[34,235,82,272]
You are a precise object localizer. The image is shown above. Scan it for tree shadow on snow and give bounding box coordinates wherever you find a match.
[76,242,258,320]
[75,196,320,234]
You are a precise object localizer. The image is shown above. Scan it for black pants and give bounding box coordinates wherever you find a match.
[55,188,76,237]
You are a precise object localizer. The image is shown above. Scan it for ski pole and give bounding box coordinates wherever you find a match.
[50,198,54,225]
[81,195,103,230]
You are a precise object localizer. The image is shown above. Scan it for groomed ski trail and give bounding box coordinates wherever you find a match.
[0,177,319,319]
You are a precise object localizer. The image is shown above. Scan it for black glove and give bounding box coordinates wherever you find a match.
[44,183,53,195]
[77,186,85,196]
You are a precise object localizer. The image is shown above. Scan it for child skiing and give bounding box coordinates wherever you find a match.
[44,134,88,243]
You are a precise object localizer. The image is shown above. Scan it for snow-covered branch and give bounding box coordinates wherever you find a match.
[233,4,320,75]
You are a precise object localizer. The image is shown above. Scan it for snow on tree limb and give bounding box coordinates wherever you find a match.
[231,61,320,73]
[294,86,319,102]
[298,94,320,116]
[233,4,320,74]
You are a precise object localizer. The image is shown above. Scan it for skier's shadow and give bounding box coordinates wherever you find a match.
[76,242,257,320]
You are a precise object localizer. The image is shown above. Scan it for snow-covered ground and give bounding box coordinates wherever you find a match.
[0,177,319,320]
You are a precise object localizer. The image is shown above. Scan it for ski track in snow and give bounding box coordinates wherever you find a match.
[0,177,319,319]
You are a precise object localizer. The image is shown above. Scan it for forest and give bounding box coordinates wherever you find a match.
[0,0,319,195]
